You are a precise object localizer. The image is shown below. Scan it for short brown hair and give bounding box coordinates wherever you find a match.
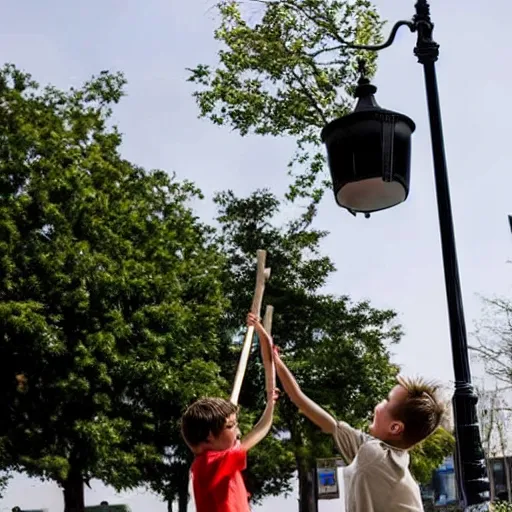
[181,397,238,448]
[392,376,445,447]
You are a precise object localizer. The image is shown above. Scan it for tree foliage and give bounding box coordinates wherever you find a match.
[477,385,512,458]
[0,64,228,511]
[188,0,383,218]
[0,439,11,499]
[494,502,512,512]
[471,296,512,388]
[410,427,455,485]
[470,294,512,502]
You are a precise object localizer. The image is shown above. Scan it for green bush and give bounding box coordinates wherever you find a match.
[423,502,512,512]
[493,502,512,512]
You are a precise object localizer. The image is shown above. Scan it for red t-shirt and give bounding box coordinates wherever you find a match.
[191,445,250,512]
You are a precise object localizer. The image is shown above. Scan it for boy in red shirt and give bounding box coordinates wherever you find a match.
[181,312,276,512]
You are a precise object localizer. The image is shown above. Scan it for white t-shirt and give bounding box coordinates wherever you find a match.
[333,421,424,512]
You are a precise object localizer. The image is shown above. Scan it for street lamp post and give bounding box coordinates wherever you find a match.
[321,1,490,509]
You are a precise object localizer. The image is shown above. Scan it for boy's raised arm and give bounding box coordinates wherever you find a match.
[274,349,337,435]
[241,313,276,451]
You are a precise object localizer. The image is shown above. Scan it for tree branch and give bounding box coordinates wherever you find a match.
[469,345,510,369]
[247,0,351,47]
[289,68,328,125]
[315,60,346,67]
[309,45,346,58]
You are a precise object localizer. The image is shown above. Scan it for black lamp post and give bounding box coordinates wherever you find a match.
[321,1,490,509]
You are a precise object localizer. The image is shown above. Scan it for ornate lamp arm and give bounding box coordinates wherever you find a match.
[342,20,415,52]
[335,0,439,64]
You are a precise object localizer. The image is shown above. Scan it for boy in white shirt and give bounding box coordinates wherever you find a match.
[273,348,445,512]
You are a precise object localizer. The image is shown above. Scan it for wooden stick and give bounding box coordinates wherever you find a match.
[230,250,271,405]
[263,305,274,335]
[262,305,275,395]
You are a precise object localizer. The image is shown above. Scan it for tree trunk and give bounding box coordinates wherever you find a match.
[62,467,85,512]
[178,466,189,512]
[297,456,317,512]
[178,488,188,512]
[505,456,512,503]
[487,460,495,502]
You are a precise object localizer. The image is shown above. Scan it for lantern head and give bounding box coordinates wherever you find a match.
[321,76,416,214]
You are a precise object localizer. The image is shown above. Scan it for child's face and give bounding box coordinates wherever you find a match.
[207,413,241,451]
[369,384,408,443]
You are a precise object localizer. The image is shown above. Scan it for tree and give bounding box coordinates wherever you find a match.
[0,439,11,499]
[409,427,455,485]
[476,384,512,502]
[470,295,512,502]
[147,455,192,512]
[187,0,383,219]
[471,296,512,389]
[214,189,401,511]
[0,65,228,512]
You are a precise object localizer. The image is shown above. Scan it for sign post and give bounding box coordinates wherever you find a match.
[316,458,342,500]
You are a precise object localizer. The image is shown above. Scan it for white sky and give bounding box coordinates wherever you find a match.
[0,0,511,510]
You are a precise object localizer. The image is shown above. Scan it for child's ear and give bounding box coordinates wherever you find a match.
[390,421,404,436]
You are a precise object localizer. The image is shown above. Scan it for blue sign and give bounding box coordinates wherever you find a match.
[432,456,458,505]
[316,458,340,500]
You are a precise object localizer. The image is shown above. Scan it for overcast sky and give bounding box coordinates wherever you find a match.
[0,0,510,510]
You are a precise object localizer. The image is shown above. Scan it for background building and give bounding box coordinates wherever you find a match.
[421,455,512,507]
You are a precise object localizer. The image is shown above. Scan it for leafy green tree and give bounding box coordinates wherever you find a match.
[0,65,228,512]
[188,0,383,219]
[214,189,401,511]
[410,427,455,485]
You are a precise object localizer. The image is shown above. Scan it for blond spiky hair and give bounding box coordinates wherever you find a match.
[394,375,447,446]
